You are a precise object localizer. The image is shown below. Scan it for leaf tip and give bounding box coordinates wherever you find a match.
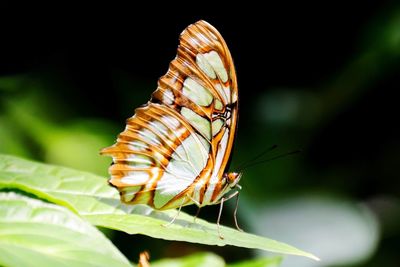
[309,254,321,261]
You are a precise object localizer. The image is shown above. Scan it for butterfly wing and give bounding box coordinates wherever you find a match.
[101,20,238,210]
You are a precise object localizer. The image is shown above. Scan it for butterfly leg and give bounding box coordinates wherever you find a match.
[217,197,225,239]
[233,191,243,232]
[215,190,242,235]
[163,197,186,227]
[186,194,202,223]
[194,207,201,223]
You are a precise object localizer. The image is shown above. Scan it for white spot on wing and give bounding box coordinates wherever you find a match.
[126,154,153,167]
[128,140,147,151]
[203,129,229,204]
[139,129,161,146]
[197,33,209,43]
[149,120,168,137]
[223,84,232,103]
[162,115,180,129]
[213,129,229,173]
[232,90,238,103]
[121,171,150,185]
[215,84,228,104]
[163,89,174,105]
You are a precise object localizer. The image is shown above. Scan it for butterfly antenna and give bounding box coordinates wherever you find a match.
[239,149,302,171]
[235,144,278,170]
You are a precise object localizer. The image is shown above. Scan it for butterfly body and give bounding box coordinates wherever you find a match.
[101,20,240,212]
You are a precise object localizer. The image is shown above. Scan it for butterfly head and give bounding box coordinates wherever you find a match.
[225,172,242,189]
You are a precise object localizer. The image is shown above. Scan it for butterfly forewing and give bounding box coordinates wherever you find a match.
[101,20,238,210]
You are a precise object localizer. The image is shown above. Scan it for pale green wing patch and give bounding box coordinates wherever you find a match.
[154,132,209,209]
[212,119,224,136]
[203,51,228,83]
[196,54,217,80]
[181,107,211,140]
[182,78,213,106]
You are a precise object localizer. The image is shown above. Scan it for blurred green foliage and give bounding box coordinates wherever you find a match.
[0,74,114,175]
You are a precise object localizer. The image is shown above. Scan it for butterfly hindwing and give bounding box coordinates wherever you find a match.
[101,20,238,210]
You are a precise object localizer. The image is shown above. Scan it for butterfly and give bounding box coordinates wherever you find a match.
[101,20,241,237]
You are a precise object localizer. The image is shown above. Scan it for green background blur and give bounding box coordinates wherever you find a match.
[1,2,399,266]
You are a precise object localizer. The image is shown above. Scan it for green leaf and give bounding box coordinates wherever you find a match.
[227,256,282,267]
[150,253,282,267]
[0,192,131,267]
[151,252,225,267]
[0,154,319,260]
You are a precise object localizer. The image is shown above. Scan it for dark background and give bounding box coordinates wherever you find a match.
[1,2,399,266]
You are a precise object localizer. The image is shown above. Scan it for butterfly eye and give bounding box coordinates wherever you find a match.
[227,172,241,187]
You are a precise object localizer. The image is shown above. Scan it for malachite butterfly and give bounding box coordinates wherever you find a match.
[101,20,241,237]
